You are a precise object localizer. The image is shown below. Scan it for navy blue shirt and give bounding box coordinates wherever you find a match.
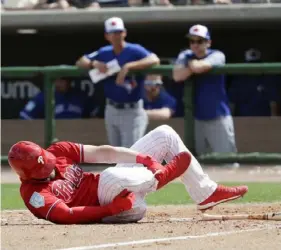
[165,83,185,117]
[20,91,92,119]
[144,89,177,114]
[228,75,279,116]
[85,43,152,103]
[175,49,231,120]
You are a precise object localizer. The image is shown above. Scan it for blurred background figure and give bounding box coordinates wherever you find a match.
[144,75,177,120]
[33,0,99,9]
[173,24,237,156]
[228,48,280,117]
[19,77,99,119]
[191,0,231,4]
[15,0,99,9]
[76,17,160,148]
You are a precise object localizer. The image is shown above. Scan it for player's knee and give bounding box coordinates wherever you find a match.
[154,125,176,136]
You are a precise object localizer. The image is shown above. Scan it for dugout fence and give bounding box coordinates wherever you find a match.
[1,63,281,165]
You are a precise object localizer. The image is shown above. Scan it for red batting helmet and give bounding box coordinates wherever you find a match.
[8,141,56,180]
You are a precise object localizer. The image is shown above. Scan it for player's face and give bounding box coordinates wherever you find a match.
[145,85,160,98]
[189,36,210,55]
[105,31,126,45]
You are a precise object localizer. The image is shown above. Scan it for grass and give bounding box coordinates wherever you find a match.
[1,182,281,210]
[1,184,25,210]
[146,182,281,205]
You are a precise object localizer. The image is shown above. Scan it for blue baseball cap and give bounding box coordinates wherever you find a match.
[186,24,211,40]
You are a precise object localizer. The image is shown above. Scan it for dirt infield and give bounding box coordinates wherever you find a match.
[2,204,281,250]
[1,166,281,250]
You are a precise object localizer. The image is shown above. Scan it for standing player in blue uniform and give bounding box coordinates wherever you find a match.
[173,24,237,155]
[144,75,177,120]
[76,17,160,147]
[19,77,96,119]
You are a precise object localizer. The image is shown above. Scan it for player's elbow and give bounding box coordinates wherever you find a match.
[76,57,90,69]
[149,54,160,65]
[160,108,173,120]
[147,108,173,120]
[190,62,212,74]
[75,58,83,67]
[49,206,76,225]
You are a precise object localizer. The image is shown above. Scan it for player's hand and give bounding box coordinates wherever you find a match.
[93,61,108,74]
[116,64,130,85]
[109,189,135,215]
[136,154,155,166]
[136,154,162,174]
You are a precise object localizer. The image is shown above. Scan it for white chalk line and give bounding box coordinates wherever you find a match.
[55,226,276,250]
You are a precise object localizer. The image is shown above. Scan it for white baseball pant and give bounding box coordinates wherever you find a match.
[97,125,218,223]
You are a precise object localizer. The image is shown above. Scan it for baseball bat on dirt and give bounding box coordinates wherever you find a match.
[202,212,281,221]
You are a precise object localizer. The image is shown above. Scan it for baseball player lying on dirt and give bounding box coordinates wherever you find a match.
[8,125,248,224]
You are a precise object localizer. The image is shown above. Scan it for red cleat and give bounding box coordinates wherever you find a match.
[152,152,192,190]
[198,184,248,211]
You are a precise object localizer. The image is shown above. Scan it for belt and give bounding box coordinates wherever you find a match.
[107,99,140,109]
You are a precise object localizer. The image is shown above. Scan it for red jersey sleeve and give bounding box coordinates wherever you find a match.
[47,141,84,163]
[20,185,62,221]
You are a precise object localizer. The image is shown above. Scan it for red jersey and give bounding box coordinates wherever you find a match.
[20,142,100,221]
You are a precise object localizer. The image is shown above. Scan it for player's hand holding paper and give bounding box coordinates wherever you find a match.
[89,59,121,83]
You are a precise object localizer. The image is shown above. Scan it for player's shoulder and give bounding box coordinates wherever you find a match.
[47,141,80,150]
[88,45,113,57]
[20,182,50,205]
[208,49,225,56]
[126,42,146,50]
[23,92,43,111]
[99,45,114,53]
[46,141,83,163]
[30,91,44,103]
[177,49,194,58]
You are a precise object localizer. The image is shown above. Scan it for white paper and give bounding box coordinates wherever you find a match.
[89,59,121,84]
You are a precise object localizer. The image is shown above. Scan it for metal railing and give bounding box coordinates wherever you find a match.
[1,63,281,165]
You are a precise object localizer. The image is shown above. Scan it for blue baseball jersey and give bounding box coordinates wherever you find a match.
[228,75,279,116]
[175,49,230,120]
[20,91,91,119]
[144,89,177,114]
[85,43,152,103]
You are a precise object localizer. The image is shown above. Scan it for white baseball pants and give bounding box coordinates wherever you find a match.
[97,125,217,223]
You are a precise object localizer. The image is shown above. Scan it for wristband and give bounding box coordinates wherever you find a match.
[136,154,149,164]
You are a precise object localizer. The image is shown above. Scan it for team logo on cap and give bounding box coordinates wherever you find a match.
[111,21,116,26]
